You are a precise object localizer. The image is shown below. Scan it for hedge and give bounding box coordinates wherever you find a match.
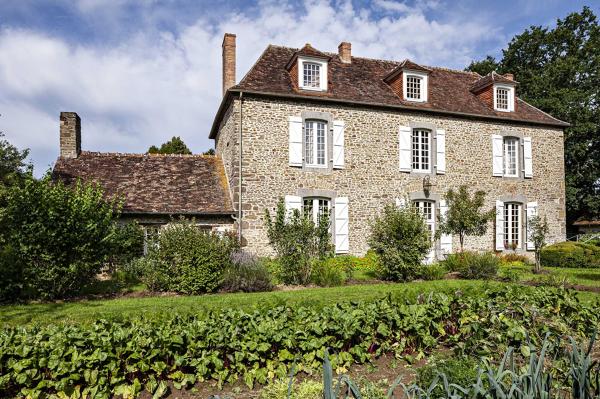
[540,241,600,268]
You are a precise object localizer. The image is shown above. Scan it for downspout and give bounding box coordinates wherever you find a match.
[238,91,243,244]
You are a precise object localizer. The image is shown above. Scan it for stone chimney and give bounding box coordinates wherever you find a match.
[338,42,351,64]
[503,73,514,81]
[59,112,81,158]
[222,33,236,96]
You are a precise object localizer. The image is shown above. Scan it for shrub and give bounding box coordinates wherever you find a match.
[498,266,523,282]
[265,198,333,285]
[498,252,531,264]
[221,251,273,293]
[418,263,447,280]
[368,204,431,281]
[311,257,353,287]
[443,251,499,279]
[540,241,600,268]
[108,222,144,269]
[0,176,121,300]
[0,245,23,303]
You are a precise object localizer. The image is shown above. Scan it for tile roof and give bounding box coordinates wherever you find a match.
[210,45,567,138]
[53,152,234,215]
[470,71,517,93]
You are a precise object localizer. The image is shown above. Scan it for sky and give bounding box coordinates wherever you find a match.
[0,0,597,175]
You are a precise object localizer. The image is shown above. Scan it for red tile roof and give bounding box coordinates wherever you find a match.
[210,45,567,138]
[53,152,234,215]
[470,71,517,93]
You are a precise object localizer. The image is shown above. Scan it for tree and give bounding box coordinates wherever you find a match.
[203,148,215,155]
[467,7,600,228]
[528,215,549,273]
[147,136,192,154]
[0,132,31,193]
[437,186,495,252]
[465,55,500,76]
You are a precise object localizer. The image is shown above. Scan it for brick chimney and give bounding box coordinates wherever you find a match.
[222,33,236,96]
[59,112,81,158]
[503,73,514,81]
[338,42,351,64]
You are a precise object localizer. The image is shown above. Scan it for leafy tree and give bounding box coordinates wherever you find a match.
[368,202,431,282]
[465,55,500,76]
[264,198,333,285]
[203,148,215,155]
[437,186,495,252]
[147,136,192,154]
[467,7,600,227]
[0,132,31,198]
[528,215,550,273]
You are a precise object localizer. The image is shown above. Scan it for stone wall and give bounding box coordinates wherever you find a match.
[216,95,566,257]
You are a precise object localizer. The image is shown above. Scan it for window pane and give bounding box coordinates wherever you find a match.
[316,122,326,165]
[304,121,314,164]
[496,88,508,109]
[406,75,421,99]
[503,137,518,176]
[303,199,313,218]
[303,62,320,88]
[503,203,521,248]
[411,129,430,171]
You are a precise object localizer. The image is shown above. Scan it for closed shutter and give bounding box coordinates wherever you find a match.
[334,197,349,254]
[399,126,412,172]
[523,137,533,178]
[288,116,303,167]
[492,134,503,177]
[284,195,302,219]
[495,200,505,250]
[526,201,538,250]
[439,200,452,254]
[395,197,406,208]
[333,120,345,169]
[436,129,446,175]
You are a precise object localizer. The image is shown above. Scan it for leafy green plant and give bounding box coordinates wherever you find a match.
[418,263,447,281]
[499,267,523,282]
[369,203,431,281]
[541,241,600,269]
[416,356,479,396]
[311,258,352,287]
[221,251,273,293]
[443,251,499,280]
[498,252,531,264]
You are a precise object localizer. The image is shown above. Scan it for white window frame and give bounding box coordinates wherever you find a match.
[298,57,328,91]
[494,84,515,112]
[303,197,331,224]
[413,200,435,240]
[411,128,432,173]
[503,136,519,177]
[403,70,428,102]
[304,120,328,168]
[503,202,522,250]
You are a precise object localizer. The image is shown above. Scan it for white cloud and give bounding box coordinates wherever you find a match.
[0,0,501,175]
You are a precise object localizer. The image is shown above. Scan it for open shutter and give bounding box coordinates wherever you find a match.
[492,134,503,177]
[439,200,452,255]
[284,195,302,219]
[495,200,505,250]
[526,201,538,250]
[333,120,345,169]
[334,197,349,254]
[288,116,303,167]
[399,126,412,172]
[436,129,446,175]
[523,137,533,178]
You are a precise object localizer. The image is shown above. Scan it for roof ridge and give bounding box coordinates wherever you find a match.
[80,151,215,158]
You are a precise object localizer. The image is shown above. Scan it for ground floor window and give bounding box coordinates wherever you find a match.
[303,197,331,224]
[413,200,435,239]
[504,202,521,249]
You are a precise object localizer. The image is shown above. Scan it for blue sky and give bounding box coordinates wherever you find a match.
[0,0,597,174]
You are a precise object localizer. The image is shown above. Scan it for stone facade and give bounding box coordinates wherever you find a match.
[216,95,566,257]
[59,112,81,158]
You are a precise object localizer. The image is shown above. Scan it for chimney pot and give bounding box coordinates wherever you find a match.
[503,73,514,81]
[222,33,236,96]
[338,42,351,64]
[59,112,81,158]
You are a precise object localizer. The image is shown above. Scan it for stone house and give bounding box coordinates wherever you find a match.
[210,33,568,259]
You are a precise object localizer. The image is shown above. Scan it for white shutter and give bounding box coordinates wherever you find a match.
[492,134,503,177]
[334,197,349,254]
[436,129,446,175]
[399,126,412,172]
[523,137,533,178]
[333,120,345,169]
[439,200,452,254]
[284,195,302,219]
[288,116,303,167]
[526,201,538,250]
[495,200,505,251]
[395,197,406,208]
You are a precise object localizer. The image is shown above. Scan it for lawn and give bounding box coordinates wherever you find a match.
[501,263,600,288]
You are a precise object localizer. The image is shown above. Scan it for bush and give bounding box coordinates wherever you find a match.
[311,257,353,287]
[498,266,523,282]
[108,222,144,269]
[0,176,121,300]
[143,221,238,294]
[540,241,600,268]
[443,251,499,279]
[418,263,447,280]
[368,204,431,281]
[221,251,273,293]
[497,252,531,264]
[0,246,23,303]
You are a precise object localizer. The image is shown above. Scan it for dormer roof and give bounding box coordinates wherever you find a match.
[470,71,518,93]
[383,59,432,82]
[285,43,330,70]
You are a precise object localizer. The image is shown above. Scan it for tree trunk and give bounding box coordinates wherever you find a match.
[534,251,541,273]
[459,234,465,252]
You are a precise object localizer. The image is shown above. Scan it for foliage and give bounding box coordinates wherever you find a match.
[0,176,120,300]
[0,245,23,302]
[221,251,273,293]
[529,215,550,273]
[418,263,447,281]
[437,186,495,252]
[147,136,192,155]
[141,221,238,294]
[465,55,500,76]
[1,286,599,397]
[259,378,322,399]
[498,252,531,264]
[0,132,31,208]
[541,241,600,269]
[443,251,499,279]
[264,198,333,285]
[416,356,480,396]
[311,257,353,287]
[467,7,600,225]
[369,203,431,281]
[108,222,144,269]
[203,148,216,155]
[499,266,523,282]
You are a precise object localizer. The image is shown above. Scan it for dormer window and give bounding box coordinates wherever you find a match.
[298,57,328,91]
[494,84,515,112]
[403,71,428,102]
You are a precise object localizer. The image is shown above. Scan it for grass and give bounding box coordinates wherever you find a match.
[501,262,600,288]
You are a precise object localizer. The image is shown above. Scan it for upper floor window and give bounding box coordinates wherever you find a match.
[403,71,428,102]
[303,197,331,224]
[503,137,519,177]
[412,129,431,172]
[298,57,328,91]
[494,84,515,112]
[303,62,320,88]
[304,120,327,167]
[503,202,522,249]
